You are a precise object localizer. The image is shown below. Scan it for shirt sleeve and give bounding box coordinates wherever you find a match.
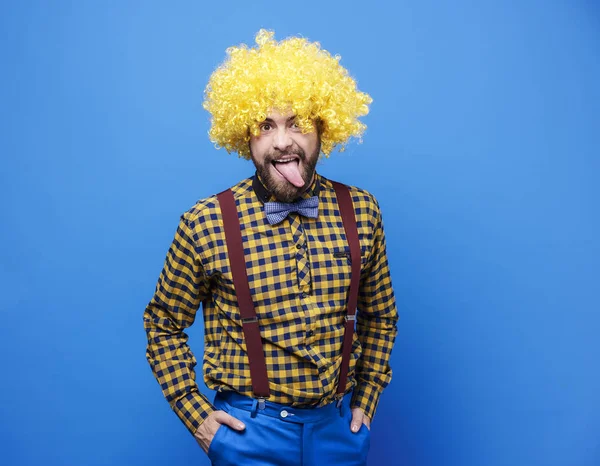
[351,197,399,421]
[143,214,215,435]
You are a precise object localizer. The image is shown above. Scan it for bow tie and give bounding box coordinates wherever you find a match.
[264,196,319,225]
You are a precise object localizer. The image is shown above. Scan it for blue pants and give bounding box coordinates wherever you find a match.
[207,390,371,466]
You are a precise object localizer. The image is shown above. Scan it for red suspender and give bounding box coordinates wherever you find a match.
[217,189,271,399]
[217,180,360,402]
[330,181,361,399]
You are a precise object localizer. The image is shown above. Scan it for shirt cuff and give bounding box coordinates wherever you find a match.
[350,382,382,421]
[172,391,215,435]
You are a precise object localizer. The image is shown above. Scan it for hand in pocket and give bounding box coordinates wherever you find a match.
[194,410,246,454]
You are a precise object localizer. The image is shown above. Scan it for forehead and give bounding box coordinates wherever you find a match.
[263,108,295,123]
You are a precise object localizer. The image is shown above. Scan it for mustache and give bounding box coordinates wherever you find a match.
[266,148,305,162]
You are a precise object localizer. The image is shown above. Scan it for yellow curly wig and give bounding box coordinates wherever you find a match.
[202,29,373,159]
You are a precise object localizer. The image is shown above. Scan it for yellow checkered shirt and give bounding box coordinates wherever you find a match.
[143,173,398,434]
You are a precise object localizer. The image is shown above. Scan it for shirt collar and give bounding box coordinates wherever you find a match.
[252,171,321,204]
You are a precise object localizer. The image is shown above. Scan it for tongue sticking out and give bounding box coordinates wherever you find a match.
[274,160,305,188]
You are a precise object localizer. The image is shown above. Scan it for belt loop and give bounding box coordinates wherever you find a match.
[250,397,266,418]
[336,394,344,417]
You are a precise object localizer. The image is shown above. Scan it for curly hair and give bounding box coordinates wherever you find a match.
[202,29,373,159]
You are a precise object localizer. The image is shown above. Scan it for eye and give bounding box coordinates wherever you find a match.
[290,121,301,131]
[260,123,272,132]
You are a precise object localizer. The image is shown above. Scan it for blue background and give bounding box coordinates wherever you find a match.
[1,1,598,465]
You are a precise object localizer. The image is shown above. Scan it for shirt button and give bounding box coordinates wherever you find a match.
[306,330,314,338]
[280,410,289,418]
[301,292,308,299]
[296,244,302,249]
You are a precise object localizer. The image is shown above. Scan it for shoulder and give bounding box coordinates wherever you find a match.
[320,175,382,222]
[180,177,254,228]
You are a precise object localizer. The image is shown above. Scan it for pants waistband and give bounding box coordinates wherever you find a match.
[214,390,353,424]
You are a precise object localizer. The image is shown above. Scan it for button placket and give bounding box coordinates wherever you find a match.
[289,213,316,349]
[289,214,311,293]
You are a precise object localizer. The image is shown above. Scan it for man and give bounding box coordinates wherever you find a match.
[144,30,398,466]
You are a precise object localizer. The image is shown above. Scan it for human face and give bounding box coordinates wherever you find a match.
[249,110,320,203]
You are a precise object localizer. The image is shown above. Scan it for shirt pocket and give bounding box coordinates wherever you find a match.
[310,245,352,302]
[330,245,368,275]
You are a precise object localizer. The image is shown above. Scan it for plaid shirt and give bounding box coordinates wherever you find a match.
[143,172,398,435]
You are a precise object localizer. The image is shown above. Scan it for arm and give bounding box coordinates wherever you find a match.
[351,197,399,421]
[143,214,215,434]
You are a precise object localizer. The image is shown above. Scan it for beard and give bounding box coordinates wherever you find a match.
[251,142,320,203]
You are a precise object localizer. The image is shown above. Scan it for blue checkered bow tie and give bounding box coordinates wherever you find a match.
[264,196,319,225]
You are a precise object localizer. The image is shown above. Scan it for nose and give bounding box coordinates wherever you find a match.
[273,126,293,151]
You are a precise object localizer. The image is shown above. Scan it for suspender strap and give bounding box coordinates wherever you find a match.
[217,189,271,398]
[331,181,361,397]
